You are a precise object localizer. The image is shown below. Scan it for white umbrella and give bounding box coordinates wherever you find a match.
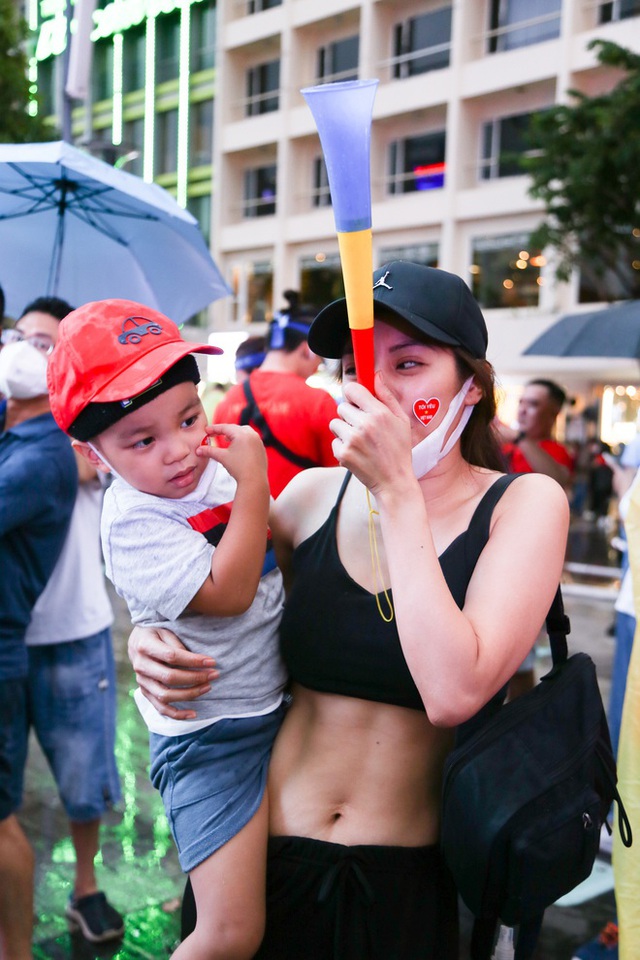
[0,141,230,322]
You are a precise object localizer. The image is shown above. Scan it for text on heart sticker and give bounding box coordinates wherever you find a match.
[413,397,440,426]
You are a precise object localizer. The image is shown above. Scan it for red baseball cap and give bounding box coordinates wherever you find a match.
[48,299,222,434]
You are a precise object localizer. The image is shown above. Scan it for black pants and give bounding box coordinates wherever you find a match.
[182,834,459,959]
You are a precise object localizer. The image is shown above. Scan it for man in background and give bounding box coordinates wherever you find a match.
[214,293,337,497]
[0,300,77,959]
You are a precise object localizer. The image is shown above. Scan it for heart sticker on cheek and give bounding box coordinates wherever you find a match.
[413,397,440,426]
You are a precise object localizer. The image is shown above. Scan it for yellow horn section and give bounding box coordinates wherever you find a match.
[337,229,374,331]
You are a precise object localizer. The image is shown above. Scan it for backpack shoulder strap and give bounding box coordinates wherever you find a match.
[239,376,320,470]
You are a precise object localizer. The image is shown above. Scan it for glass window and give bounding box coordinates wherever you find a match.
[392,8,452,79]
[187,193,212,246]
[578,255,640,303]
[191,1,216,72]
[37,57,57,116]
[121,117,144,176]
[246,60,280,116]
[92,38,114,102]
[599,0,640,21]
[246,261,273,324]
[300,254,345,310]
[155,109,178,174]
[243,165,277,217]
[488,0,561,53]
[379,243,438,268]
[312,157,331,208]
[480,111,535,180]
[317,35,359,83]
[122,24,146,93]
[388,132,446,194]
[156,11,181,84]
[470,234,544,308]
[190,99,214,167]
[248,0,281,11]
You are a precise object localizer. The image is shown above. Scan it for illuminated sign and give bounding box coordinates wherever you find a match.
[35,0,205,60]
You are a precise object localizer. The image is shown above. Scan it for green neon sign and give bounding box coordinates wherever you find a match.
[34,0,206,60]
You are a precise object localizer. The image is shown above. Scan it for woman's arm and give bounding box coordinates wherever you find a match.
[331,374,569,727]
[128,625,219,720]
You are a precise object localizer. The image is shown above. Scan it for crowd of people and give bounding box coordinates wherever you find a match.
[0,267,636,960]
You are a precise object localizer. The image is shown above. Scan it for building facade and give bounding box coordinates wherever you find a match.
[29,0,640,442]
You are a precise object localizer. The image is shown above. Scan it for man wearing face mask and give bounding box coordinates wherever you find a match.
[0,300,77,960]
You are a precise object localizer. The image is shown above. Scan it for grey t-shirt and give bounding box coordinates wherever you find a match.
[101,460,286,722]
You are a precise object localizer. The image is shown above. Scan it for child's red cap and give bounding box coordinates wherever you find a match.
[48,299,222,434]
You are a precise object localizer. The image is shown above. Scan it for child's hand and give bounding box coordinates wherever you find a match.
[197,423,268,485]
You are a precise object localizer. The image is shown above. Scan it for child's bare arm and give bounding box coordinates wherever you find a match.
[187,424,270,617]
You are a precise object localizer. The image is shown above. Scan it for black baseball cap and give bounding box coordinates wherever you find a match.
[308,261,488,360]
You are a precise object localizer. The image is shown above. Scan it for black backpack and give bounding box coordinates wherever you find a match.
[440,586,633,960]
[239,377,320,470]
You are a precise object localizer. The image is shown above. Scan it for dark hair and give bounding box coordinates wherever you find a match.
[454,349,507,472]
[235,335,266,373]
[0,284,5,320]
[267,290,316,352]
[527,378,567,410]
[20,296,74,321]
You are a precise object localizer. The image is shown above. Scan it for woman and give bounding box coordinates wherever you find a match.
[129,262,569,958]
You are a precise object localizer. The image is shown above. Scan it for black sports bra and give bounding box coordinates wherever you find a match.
[279,472,520,712]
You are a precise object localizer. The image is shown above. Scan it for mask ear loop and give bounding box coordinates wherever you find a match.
[366,488,395,623]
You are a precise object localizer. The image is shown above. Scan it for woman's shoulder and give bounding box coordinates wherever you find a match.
[491,470,570,526]
[272,466,348,543]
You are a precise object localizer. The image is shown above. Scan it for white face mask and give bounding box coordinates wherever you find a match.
[411,377,475,479]
[0,340,49,400]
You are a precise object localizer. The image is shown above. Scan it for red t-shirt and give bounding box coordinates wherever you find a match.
[213,370,338,498]
[503,439,575,475]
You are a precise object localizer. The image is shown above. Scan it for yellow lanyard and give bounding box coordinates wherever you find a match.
[366,488,395,623]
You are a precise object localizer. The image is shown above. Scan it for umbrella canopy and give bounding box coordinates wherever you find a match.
[524,300,640,360]
[0,141,230,322]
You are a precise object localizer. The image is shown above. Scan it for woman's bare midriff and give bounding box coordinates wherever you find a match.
[267,683,454,847]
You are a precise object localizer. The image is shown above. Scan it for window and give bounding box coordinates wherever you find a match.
[388,133,446,194]
[190,99,214,167]
[470,234,544,308]
[488,0,561,53]
[246,60,280,116]
[37,57,57,116]
[248,0,281,11]
[92,38,114,102]
[379,243,438,268]
[578,254,640,303]
[300,253,345,309]
[187,193,212,246]
[392,8,452,79]
[121,117,144,176]
[122,25,145,93]
[155,109,178,174]
[317,36,359,83]
[246,261,273,324]
[243,165,277,217]
[156,11,180,83]
[599,0,640,21]
[312,157,331,208]
[191,1,216,72]
[480,111,535,180]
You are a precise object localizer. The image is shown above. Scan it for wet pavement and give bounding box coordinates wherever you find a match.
[24,517,622,959]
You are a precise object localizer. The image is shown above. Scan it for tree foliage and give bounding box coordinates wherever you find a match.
[0,0,52,143]
[523,39,640,300]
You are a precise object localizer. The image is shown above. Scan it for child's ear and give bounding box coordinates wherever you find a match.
[71,439,110,475]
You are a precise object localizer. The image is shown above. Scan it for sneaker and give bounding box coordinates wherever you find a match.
[65,892,124,943]
[571,921,619,959]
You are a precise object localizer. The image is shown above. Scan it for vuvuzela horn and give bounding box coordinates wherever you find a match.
[301,79,379,393]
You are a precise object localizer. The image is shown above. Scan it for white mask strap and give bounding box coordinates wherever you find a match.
[87,441,121,479]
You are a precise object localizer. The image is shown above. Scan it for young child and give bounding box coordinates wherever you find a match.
[47,299,287,960]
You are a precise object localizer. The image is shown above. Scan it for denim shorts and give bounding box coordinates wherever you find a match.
[150,704,285,873]
[0,678,29,820]
[27,628,122,821]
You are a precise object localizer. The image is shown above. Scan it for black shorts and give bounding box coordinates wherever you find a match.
[256,835,458,960]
